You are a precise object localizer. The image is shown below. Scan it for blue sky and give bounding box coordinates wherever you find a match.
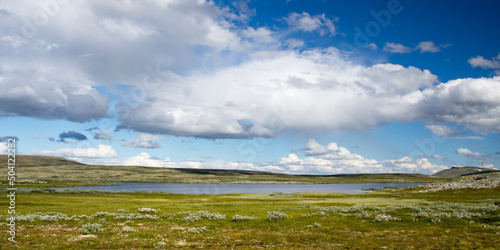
[1,0,499,174]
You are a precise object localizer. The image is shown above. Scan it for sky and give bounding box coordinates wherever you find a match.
[1,0,499,175]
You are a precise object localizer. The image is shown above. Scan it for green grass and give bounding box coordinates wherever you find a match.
[1,185,499,249]
[1,155,498,249]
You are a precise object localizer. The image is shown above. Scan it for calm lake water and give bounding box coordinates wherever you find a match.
[56,182,424,194]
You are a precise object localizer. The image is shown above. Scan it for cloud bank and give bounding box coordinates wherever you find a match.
[88,139,448,175]
[31,144,118,158]
[0,0,499,140]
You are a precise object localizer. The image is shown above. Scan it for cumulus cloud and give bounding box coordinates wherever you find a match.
[91,139,448,175]
[383,42,412,54]
[0,62,110,122]
[121,132,162,148]
[268,140,448,175]
[121,49,458,138]
[300,139,341,156]
[0,0,242,122]
[31,144,118,158]
[120,47,500,138]
[121,153,174,167]
[0,136,17,154]
[468,53,500,69]
[284,12,338,35]
[1,0,499,141]
[107,152,254,170]
[418,77,500,133]
[275,139,447,175]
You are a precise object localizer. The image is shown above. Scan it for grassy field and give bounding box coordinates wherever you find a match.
[1,155,499,249]
[1,174,499,249]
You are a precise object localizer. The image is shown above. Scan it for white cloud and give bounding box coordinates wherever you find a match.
[0,0,243,122]
[419,77,500,133]
[446,136,484,140]
[416,41,450,53]
[456,148,486,159]
[122,132,162,149]
[0,61,110,122]
[121,153,174,167]
[366,42,378,50]
[120,47,500,138]
[301,139,341,156]
[284,12,338,35]
[1,0,499,140]
[425,124,464,136]
[468,53,500,69]
[242,27,278,47]
[121,49,450,138]
[283,140,447,175]
[92,140,448,175]
[0,142,8,154]
[0,35,26,48]
[31,144,118,158]
[108,152,257,170]
[383,42,412,54]
[416,41,440,53]
[94,132,113,141]
[285,38,305,49]
[383,41,449,54]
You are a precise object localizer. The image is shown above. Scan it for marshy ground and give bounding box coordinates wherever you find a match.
[1,156,499,249]
[1,174,499,249]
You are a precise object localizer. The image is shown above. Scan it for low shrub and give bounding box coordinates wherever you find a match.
[183,211,226,222]
[267,211,288,221]
[307,222,321,228]
[138,207,160,213]
[357,211,369,219]
[79,223,103,235]
[231,215,258,221]
[114,213,159,220]
[373,214,401,222]
[121,226,137,233]
[154,241,167,249]
[431,218,442,223]
[187,226,207,234]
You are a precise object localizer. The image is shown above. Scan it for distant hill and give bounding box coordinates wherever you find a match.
[1,155,444,184]
[0,155,83,167]
[433,166,500,178]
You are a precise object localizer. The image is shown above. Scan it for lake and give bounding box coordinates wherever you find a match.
[56,182,424,194]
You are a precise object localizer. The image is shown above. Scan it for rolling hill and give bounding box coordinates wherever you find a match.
[432,166,500,178]
[1,155,445,186]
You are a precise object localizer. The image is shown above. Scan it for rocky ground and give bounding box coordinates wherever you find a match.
[417,173,500,193]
